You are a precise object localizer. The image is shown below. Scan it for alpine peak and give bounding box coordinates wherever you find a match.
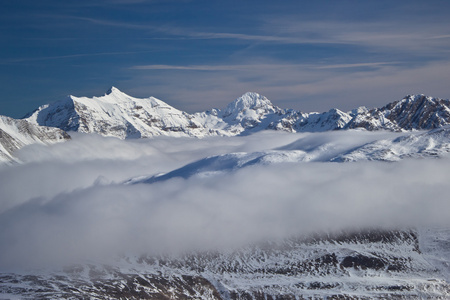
[105,86,123,95]
[222,92,276,118]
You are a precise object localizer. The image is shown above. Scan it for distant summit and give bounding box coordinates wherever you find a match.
[105,86,122,95]
[222,92,278,118]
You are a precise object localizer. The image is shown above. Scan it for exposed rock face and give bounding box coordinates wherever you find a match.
[0,115,70,163]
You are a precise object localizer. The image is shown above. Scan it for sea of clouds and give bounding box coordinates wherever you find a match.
[0,131,449,269]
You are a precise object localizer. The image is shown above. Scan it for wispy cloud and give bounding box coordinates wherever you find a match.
[26,12,450,57]
[131,64,245,71]
[158,29,339,45]
[29,14,154,30]
[261,18,450,56]
[0,51,155,65]
[315,62,402,69]
[131,62,401,71]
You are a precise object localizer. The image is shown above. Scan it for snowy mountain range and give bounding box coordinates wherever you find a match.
[23,87,450,139]
[1,87,449,164]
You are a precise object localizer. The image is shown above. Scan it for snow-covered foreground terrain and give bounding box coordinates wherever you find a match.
[1,130,450,299]
[1,229,450,299]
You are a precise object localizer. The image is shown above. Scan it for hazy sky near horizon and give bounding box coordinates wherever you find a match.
[1,0,450,117]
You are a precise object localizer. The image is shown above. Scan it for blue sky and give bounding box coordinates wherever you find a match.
[1,0,450,117]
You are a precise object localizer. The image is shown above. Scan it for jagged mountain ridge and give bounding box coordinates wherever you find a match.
[24,88,450,139]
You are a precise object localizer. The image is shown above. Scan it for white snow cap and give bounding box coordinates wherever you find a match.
[223,92,275,116]
[105,86,125,96]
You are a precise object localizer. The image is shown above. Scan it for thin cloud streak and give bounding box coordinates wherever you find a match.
[261,18,450,56]
[0,51,156,65]
[166,30,343,45]
[130,62,400,71]
[315,62,402,69]
[33,14,153,30]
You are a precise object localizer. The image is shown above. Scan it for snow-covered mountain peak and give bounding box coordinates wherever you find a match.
[73,87,140,105]
[101,86,145,104]
[222,92,278,118]
[376,94,450,130]
[24,88,213,139]
[105,86,123,96]
[403,94,428,101]
[386,94,434,110]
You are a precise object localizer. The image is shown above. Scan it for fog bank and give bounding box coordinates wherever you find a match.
[0,131,448,269]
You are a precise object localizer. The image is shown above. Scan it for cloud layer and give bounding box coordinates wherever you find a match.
[0,132,449,269]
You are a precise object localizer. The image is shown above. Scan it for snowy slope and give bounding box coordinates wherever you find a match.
[0,115,70,164]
